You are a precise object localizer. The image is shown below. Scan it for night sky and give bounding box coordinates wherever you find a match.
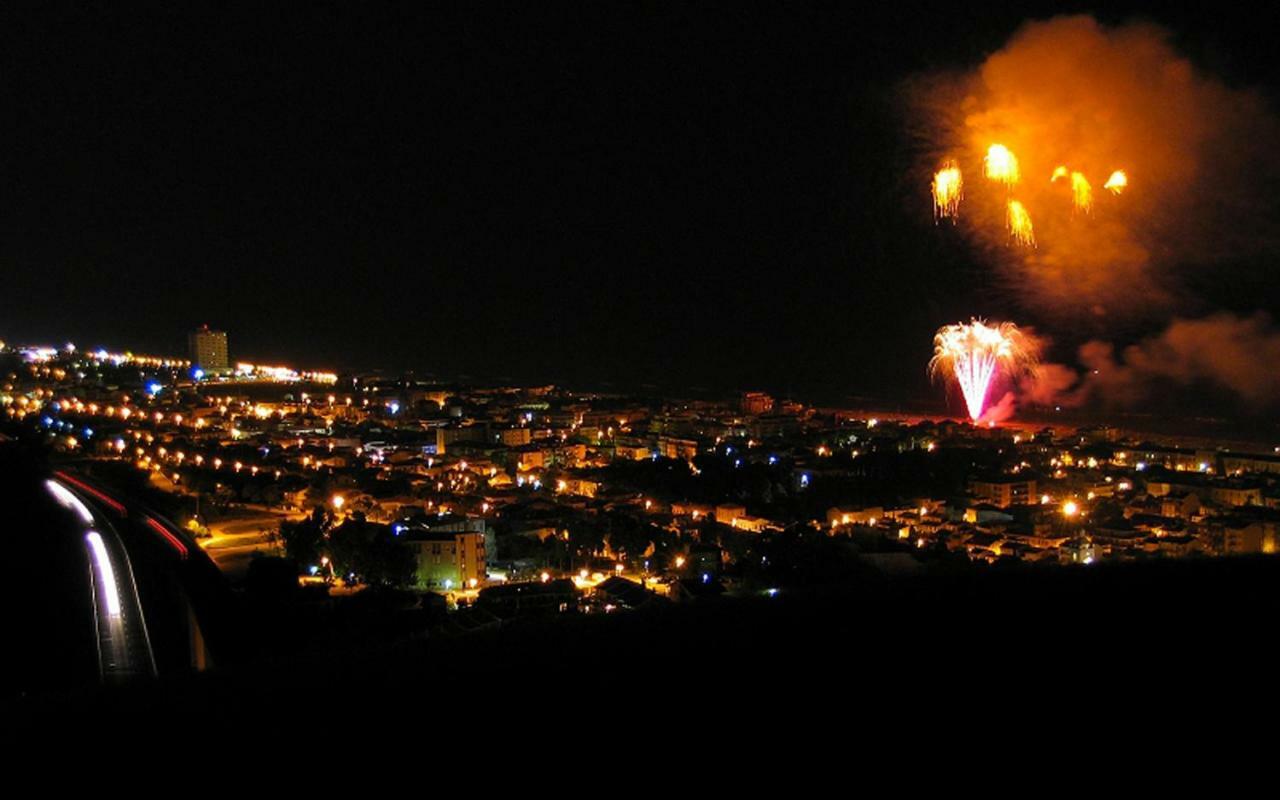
[2,3,1277,404]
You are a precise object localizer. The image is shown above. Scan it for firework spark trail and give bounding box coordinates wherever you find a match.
[930,320,1039,422]
[932,162,963,221]
[1007,200,1035,246]
[1070,171,1093,212]
[985,144,1020,186]
[1103,169,1127,194]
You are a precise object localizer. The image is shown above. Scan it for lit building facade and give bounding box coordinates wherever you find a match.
[188,326,229,372]
[406,528,486,589]
[969,477,1037,508]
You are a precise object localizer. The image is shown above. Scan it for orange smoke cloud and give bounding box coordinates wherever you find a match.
[1076,313,1280,409]
[909,15,1280,322]
[1013,314,1280,411]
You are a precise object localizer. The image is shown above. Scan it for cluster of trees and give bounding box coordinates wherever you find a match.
[492,506,685,573]
[277,507,416,587]
[600,445,990,522]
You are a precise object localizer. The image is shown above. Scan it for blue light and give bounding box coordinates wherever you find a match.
[768,455,777,465]
[309,565,319,575]
[800,473,810,487]
[388,402,400,414]
[146,381,162,395]
[42,416,53,426]
[191,367,205,381]
[83,428,93,438]
[734,459,741,468]
[392,524,404,536]
[701,572,710,584]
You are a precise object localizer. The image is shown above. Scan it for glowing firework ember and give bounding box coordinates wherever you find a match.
[932,162,963,221]
[907,16,1280,319]
[930,320,1039,422]
[984,144,1020,186]
[1007,200,1035,246]
[1070,171,1092,212]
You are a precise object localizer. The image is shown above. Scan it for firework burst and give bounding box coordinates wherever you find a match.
[984,144,1020,186]
[930,320,1039,422]
[1006,200,1035,246]
[1103,169,1128,194]
[1070,171,1093,213]
[932,161,963,221]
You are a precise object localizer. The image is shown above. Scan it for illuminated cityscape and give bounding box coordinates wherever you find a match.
[6,332,1280,594]
[5,4,1280,728]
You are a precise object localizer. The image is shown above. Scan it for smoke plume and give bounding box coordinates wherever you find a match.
[909,15,1280,322]
[1076,313,1280,409]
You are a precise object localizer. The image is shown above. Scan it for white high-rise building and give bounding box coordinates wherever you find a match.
[188,325,229,372]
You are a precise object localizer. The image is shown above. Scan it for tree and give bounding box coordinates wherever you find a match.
[328,515,417,587]
[278,511,326,567]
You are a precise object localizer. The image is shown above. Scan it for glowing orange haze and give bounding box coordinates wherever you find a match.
[909,15,1279,323]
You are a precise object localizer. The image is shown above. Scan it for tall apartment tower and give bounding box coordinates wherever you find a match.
[188,325,229,372]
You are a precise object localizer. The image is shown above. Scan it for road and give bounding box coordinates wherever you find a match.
[199,509,305,582]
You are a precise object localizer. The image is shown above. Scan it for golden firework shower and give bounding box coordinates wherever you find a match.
[984,144,1020,186]
[908,15,1280,319]
[932,161,963,221]
[930,320,1039,422]
[1070,171,1093,212]
[1007,200,1035,247]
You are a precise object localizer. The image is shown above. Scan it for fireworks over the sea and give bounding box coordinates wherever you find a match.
[1103,170,1127,195]
[911,16,1280,417]
[931,161,963,221]
[902,15,1275,318]
[983,144,1020,186]
[1069,171,1092,213]
[933,147,1114,246]
[930,320,1039,422]
[1006,200,1035,246]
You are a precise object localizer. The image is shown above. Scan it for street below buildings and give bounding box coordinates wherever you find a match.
[199,508,303,582]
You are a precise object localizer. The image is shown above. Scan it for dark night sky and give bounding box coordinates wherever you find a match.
[2,3,1277,403]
